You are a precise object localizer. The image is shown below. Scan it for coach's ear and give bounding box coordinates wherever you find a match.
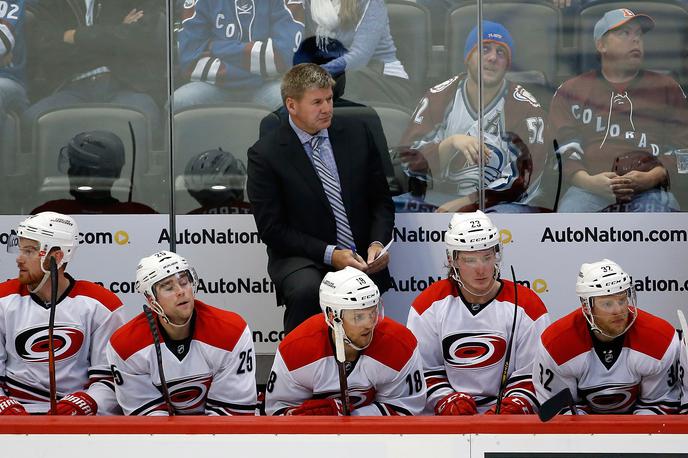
[285,96,297,116]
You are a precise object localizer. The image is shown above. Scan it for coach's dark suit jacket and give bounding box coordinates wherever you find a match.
[247,115,394,292]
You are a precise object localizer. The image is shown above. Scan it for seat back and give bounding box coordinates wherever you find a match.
[30,106,151,211]
[372,103,412,193]
[387,0,432,86]
[172,104,269,212]
[0,113,21,213]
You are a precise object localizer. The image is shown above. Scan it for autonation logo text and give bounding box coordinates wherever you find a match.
[158,228,260,245]
[632,276,688,292]
[541,226,687,243]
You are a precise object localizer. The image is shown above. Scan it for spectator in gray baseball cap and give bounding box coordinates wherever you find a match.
[548,8,688,213]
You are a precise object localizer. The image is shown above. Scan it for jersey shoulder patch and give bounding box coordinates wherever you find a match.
[194,300,248,352]
[70,280,123,312]
[364,318,417,372]
[430,75,460,94]
[411,278,458,316]
[498,279,548,322]
[0,279,26,299]
[279,315,333,371]
[110,313,155,361]
[512,84,541,108]
[541,310,592,365]
[626,310,675,360]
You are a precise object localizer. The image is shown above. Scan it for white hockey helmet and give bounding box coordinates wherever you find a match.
[576,259,637,337]
[320,267,382,352]
[445,210,501,254]
[135,251,198,324]
[320,266,381,317]
[16,212,79,272]
[445,211,502,293]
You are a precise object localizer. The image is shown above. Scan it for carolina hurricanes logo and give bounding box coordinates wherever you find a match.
[442,332,507,368]
[159,374,213,413]
[347,387,376,409]
[580,383,640,413]
[15,325,84,362]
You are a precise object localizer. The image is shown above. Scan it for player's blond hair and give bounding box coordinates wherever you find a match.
[281,63,336,103]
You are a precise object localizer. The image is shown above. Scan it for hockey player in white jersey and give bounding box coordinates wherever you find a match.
[0,212,125,415]
[265,267,426,416]
[106,251,257,415]
[407,211,550,415]
[679,318,687,414]
[534,259,681,415]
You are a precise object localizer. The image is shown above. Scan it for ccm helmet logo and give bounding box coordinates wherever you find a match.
[52,218,74,226]
[605,279,623,286]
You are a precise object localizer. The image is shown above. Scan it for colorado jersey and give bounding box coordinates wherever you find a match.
[407,279,550,414]
[106,300,256,416]
[401,75,548,203]
[0,276,125,414]
[534,309,680,415]
[179,0,305,89]
[265,315,426,416]
[549,69,688,180]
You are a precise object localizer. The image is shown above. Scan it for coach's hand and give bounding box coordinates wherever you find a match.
[366,242,389,275]
[333,249,368,271]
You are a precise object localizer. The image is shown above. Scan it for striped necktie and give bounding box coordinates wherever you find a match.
[309,135,356,250]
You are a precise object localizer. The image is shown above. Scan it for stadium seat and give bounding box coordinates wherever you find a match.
[386,0,432,89]
[0,113,21,214]
[577,0,688,86]
[372,103,412,148]
[446,1,562,88]
[172,104,270,213]
[372,103,413,193]
[27,105,152,212]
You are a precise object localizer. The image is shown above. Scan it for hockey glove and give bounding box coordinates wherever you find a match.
[51,391,98,416]
[288,398,344,416]
[0,395,28,415]
[434,392,477,416]
[485,396,534,415]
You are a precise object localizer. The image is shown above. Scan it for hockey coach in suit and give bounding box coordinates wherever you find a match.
[248,63,394,334]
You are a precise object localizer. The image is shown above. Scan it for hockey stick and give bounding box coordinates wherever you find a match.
[333,322,351,416]
[127,121,136,203]
[538,388,576,422]
[47,257,59,414]
[143,305,175,416]
[495,265,519,414]
[552,146,563,213]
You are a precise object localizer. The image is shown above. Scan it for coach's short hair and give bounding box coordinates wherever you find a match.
[281,63,336,104]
